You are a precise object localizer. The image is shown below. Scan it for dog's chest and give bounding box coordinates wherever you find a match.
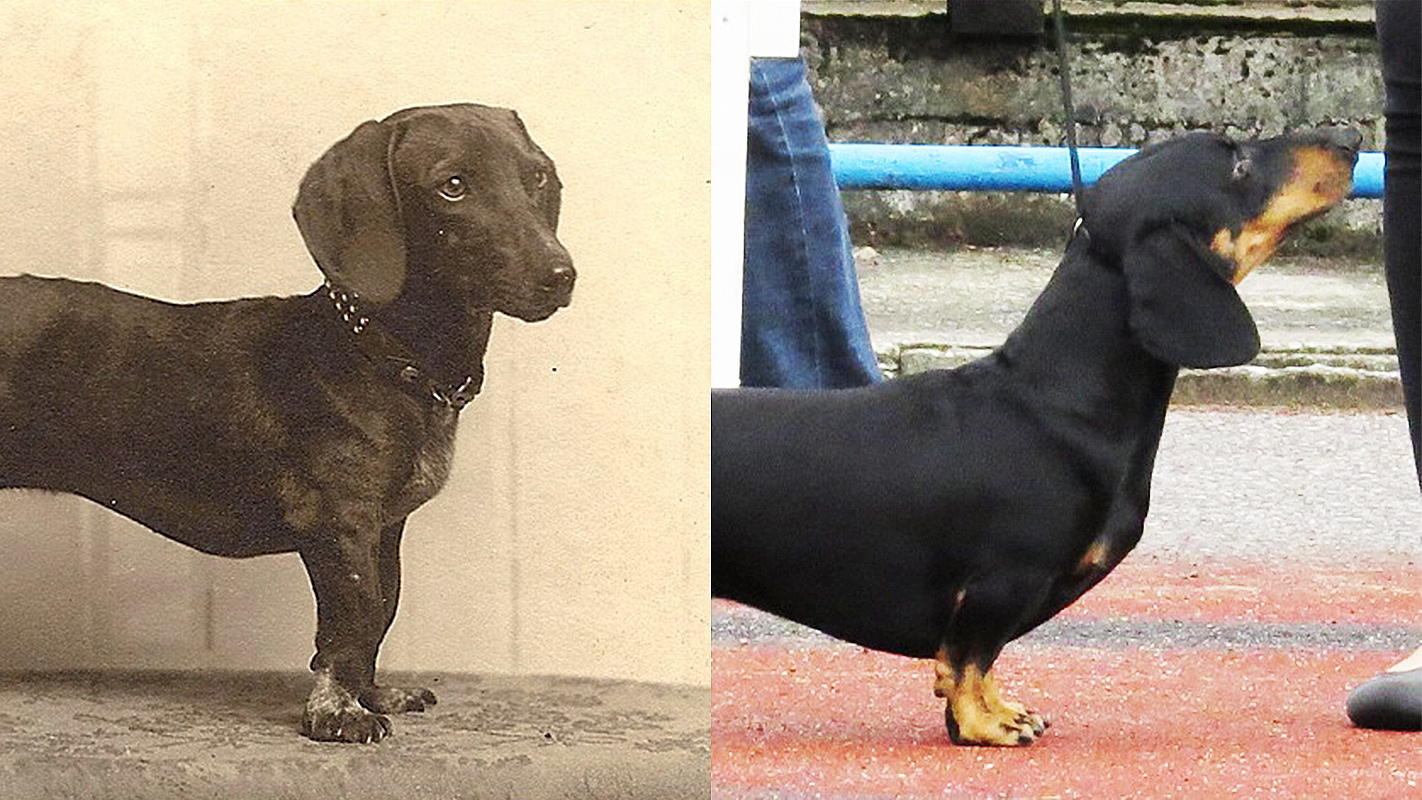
[389,409,460,518]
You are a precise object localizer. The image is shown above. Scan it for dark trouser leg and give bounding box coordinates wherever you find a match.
[1345,0,1422,734]
[1378,0,1421,486]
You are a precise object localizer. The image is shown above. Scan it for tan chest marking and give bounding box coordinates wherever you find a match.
[389,409,459,518]
[1074,535,1111,576]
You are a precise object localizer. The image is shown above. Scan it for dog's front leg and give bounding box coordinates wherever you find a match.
[357,519,437,716]
[933,651,1048,746]
[298,531,395,743]
[934,580,1050,746]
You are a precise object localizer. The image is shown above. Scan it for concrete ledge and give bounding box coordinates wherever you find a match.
[1173,363,1404,409]
[805,1,1374,25]
[0,670,709,800]
[882,344,1403,409]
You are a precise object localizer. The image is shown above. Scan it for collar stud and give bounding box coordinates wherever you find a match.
[322,280,479,411]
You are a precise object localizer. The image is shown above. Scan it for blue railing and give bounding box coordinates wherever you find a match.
[828,143,1385,198]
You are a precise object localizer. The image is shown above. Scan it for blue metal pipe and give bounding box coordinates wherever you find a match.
[829,143,1385,199]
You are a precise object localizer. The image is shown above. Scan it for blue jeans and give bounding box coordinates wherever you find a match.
[741,58,881,389]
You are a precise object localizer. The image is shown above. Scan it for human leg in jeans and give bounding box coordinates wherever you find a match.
[741,57,881,389]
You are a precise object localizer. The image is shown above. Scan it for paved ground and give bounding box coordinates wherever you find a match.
[713,247,1420,798]
[855,247,1402,407]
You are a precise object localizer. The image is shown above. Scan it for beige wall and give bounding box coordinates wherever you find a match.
[0,0,710,685]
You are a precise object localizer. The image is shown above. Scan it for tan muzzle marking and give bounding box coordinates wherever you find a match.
[1212,146,1355,285]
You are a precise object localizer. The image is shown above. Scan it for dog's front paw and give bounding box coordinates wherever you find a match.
[303,702,392,743]
[935,660,1049,746]
[945,702,1048,747]
[360,684,438,714]
[303,672,393,743]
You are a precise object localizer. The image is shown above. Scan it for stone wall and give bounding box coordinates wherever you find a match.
[802,1,1383,253]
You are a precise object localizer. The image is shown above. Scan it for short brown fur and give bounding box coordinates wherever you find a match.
[0,103,576,742]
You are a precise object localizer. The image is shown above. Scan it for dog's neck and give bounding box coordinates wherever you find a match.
[995,239,1177,431]
[321,280,491,410]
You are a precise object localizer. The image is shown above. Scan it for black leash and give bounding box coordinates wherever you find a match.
[1051,0,1086,222]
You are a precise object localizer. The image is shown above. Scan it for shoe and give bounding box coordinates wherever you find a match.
[1346,667,1422,731]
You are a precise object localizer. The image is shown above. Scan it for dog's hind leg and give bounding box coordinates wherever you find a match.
[933,580,1051,746]
[357,519,437,715]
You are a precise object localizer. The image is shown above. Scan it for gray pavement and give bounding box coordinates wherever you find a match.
[855,246,1402,406]
[1147,410,1417,564]
[714,614,1422,653]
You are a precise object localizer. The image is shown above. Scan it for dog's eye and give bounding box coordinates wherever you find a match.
[529,169,549,191]
[439,175,468,201]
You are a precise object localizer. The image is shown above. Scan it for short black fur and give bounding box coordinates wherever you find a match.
[712,129,1359,745]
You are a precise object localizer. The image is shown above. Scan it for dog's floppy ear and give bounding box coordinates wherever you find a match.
[1123,223,1260,368]
[292,119,406,306]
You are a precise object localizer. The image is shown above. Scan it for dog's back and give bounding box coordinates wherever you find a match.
[0,275,334,555]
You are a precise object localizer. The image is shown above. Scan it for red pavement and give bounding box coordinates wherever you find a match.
[713,562,1421,798]
[1033,561,1417,624]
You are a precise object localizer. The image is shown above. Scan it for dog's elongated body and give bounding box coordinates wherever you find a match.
[713,130,1359,745]
[0,103,575,742]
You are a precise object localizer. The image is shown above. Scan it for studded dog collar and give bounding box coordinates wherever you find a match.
[324,281,479,410]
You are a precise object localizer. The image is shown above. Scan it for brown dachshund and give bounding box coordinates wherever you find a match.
[0,103,575,742]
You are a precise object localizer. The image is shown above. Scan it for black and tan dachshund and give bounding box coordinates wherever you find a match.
[713,129,1359,746]
[0,103,574,743]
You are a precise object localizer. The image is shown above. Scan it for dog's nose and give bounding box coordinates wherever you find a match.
[1319,127,1363,156]
[541,263,576,294]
